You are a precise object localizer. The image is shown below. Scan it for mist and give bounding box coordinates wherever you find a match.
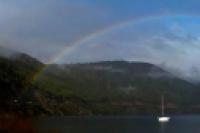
[0,46,17,58]
[0,1,200,83]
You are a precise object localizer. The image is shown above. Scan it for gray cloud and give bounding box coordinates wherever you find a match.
[0,0,118,61]
[1,1,200,81]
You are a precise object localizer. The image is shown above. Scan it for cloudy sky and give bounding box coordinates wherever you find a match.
[1,0,200,78]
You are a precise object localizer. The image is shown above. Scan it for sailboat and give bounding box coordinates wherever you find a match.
[158,95,170,122]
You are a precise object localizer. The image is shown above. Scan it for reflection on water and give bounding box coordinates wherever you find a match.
[0,112,36,133]
[37,116,200,133]
[160,122,168,133]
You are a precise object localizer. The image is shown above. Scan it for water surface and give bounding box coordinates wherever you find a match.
[37,115,200,133]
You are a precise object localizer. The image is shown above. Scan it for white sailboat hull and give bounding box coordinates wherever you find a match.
[158,117,170,122]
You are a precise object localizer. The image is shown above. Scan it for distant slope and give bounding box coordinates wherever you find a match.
[0,51,200,115]
[36,61,200,115]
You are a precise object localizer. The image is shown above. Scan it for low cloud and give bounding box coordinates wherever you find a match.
[59,17,200,81]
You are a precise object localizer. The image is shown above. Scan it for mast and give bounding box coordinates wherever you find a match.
[161,95,164,116]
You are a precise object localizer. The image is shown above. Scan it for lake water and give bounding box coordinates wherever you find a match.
[37,116,200,133]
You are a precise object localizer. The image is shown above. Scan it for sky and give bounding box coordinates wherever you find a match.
[1,0,200,80]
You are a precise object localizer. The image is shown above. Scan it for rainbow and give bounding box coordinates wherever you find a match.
[31,13,200,82]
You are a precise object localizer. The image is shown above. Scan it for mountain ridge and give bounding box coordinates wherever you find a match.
[0,50,200,115]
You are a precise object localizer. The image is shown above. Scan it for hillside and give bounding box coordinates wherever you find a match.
[0,53,200,115]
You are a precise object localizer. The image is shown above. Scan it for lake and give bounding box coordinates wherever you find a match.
[37,115,200,133]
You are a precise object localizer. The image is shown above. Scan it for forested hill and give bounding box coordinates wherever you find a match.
[0,53,200,115]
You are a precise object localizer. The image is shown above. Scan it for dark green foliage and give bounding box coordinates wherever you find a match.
[35,61,200,115]
[0,55,45,114]
[0,54,200,115]
[0,57,25,104]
